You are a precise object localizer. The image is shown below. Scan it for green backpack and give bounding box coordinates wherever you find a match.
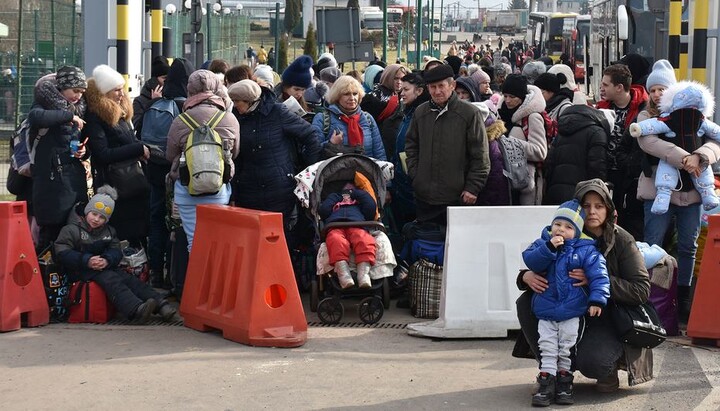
[177,110,228,196]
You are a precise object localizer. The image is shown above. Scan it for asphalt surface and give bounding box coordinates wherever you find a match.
[2,298,719,411]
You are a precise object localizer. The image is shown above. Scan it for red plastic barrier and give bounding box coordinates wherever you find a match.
[180,205,307,347]
[688,215,720,346]
[0,202,49,331]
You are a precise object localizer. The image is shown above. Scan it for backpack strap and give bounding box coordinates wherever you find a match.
[207,110,226,129]
[322,110,330,136]
[178,112,201,130]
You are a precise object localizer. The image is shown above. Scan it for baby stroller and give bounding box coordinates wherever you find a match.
[295,154,396,324]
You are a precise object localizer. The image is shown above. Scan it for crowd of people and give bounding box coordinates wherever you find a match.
[6,38,719,403]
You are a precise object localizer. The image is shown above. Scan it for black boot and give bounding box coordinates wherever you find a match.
[532,372,555,407]
[555,370,574,405]
[678,285,692,323]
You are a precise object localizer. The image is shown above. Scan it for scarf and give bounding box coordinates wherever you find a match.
[378,94,399,122]
[184,91,227,112]
[498,102,519,128]
[340,112,363,147]
[35,78,87,117]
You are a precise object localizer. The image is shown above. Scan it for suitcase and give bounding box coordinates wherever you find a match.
[68,281,116,323]
[649,266,679,336]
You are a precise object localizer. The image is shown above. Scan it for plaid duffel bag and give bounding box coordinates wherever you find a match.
[409,258,443,319]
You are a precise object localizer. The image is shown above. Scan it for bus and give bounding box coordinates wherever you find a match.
[573,14,590,83]
[527,12,578,63]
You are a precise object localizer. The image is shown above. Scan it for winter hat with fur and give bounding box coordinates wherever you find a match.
[56,66,87,90]
[282,55,313,88]
[553,199,586,239]
[547,64,577,91]
[92,64,125,94]
[646,59,676,90]
[85,185,118,220]
[253,64,275,87]
[660,80,716,117]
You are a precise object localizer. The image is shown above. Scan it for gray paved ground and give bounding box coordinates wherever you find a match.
[2,298,719,411]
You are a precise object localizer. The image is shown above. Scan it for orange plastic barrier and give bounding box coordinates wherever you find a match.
[687,215,720,346]
[180,205,307,347]
[0,202,49,331]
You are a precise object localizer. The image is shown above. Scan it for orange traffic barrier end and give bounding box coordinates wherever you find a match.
[180,205,307,347]
[0,202,49,331]
[688,214,720,346]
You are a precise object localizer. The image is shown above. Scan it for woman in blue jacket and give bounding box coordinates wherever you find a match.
[229,79,322,246]
[312,76,387,161]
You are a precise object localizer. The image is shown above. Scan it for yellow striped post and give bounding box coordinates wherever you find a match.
[117,0,129,90]
[669,0,682,79]
[151,0,163,58]
[680,21,689,80]
[691,0,709,82]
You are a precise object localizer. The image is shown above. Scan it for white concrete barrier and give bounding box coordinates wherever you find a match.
[407,206,557,338]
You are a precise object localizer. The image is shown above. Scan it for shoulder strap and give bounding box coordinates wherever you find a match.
[207,110,226,129]
[322,110,330,136]
[521,116,529,140]
[178,112,200,130]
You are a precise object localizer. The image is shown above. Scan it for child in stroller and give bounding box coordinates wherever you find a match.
[318,183,377,289]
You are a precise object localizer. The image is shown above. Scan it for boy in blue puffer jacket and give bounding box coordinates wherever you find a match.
[318,183,377,290]
[522,199,610,407]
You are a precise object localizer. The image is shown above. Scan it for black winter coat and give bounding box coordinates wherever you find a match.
[544,105,610,205]
[231,88,322,217]
[132,77,160,137]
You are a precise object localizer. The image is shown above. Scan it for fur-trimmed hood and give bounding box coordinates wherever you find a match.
[660,80,715,117]
[485,119,507,142]
[512,84,546,123]
[84,78,133,127]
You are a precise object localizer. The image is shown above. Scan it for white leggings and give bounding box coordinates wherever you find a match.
[538,317,580,375]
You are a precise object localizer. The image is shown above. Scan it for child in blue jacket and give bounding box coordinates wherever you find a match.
[522,199,610,407]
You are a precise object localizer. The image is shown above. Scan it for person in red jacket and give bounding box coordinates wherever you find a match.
[596,64,648,240]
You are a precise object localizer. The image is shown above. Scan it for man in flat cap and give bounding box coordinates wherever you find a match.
[405,64,490,225]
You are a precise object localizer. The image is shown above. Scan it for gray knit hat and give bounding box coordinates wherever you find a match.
[85,185,117,220]
[56,66,87,90]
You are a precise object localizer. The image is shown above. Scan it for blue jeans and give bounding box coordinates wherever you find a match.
[174,180,231,252]
[643,200,701,286]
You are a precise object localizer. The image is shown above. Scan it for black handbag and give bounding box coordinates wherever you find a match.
[105,159,150,198]
[609,299,667,349]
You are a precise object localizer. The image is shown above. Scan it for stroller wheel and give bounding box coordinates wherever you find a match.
[317,297,344,324]
[358,297,384,325]
[310,279,320,312]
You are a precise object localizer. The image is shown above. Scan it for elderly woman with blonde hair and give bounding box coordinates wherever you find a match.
[312,75,386,160]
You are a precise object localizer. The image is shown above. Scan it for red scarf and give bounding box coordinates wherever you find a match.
[340,113,363,147]
[378,94,399,122]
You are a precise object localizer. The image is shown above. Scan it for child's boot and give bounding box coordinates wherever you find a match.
[531,372,555,407]
[134,298,158,324]
[697,184,720,211]
[334,261,354,289]
[157,301,177,321]
[651,187,672,215]
[356,262,372,289]
[555,370,574,405]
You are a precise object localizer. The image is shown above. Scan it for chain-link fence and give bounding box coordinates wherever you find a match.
[1,0,82,197]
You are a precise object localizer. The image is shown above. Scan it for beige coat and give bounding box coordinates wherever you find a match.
[635,110,720,206]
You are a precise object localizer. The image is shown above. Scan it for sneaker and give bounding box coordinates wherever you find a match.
[157,302,177,321]
[334,261,354,289]
[134,298,158,324]
[555,370,574,405]
[531,372,555,407]
[356,262,372,289]
[596,368,620,393]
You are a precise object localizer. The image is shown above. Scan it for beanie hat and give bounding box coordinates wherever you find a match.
[553,199,586,239]
[618,53,651,85]
[85,185,118,220]
[502,74,528,98]
[319,67,342,84]
[281,55,313,88]
[363,64,384,91]
[444,55,463,77]
[56,66,87,90]
[92,64,125,94]
[315,53,338,74]
[521,61,546,84]
[423,64,455,84]
[471,66,491,86]
[151,56,170,78]
[228,79,261,102]
[253,64,275,87]
[534,72,561,94]
[645,59,677,90]
[548,64,577,91]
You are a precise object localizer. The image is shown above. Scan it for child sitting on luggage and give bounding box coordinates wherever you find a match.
[54,185,176,324]
[318,183,377,289]
[521,200,610,407]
